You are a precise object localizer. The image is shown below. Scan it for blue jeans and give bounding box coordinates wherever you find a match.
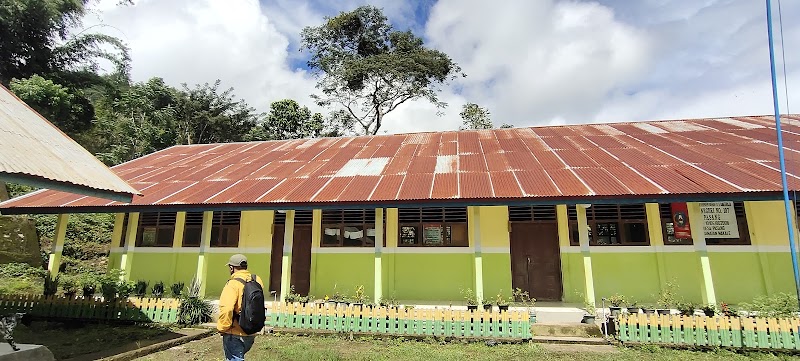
[222,334,255,361]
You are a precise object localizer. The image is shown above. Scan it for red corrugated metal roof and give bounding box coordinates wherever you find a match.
[3,114,800,212]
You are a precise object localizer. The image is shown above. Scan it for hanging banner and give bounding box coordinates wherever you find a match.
[699,201,739,238]
[670,202,692,239]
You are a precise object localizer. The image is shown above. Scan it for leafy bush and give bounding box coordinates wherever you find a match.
[170,282,185,297]
[60,274,78,297]
[79,274,97,298]
[512,288,536,309]
[134,280,149,298]
[656,282,678,309]
[118,280,135,298]
[98,269,127,300]
[675,300,696,316]
[740,293,797,318]
[461,288,478,306]
[178,277,212,325]
[43,273,59,296]
[608,294,626,307]
[152,281,165,298]
[0,263,47,279]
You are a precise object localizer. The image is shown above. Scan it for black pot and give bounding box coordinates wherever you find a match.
[467,305,478,311]
[626,307,640,314]
[609,306,622,317]
[703,309,715,317]
[482,304,492,311]
[581,315,596,324]
[498,305,509,312]
[642,308,655,314]
[656,309,671,315]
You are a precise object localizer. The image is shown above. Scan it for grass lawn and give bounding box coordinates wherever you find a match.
[137,333,800,361]
[14,321,175,360]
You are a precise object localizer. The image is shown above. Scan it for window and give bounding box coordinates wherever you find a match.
[398,207,468,247]
[182,212,203,246]
[704,202,749,245]
[569,204,649,246]
[211,211,240,247]
[508,205,557,222]
[136,212,176,247]
[322,209,383,247]
[660,203,693,245]
[274,210,314,225]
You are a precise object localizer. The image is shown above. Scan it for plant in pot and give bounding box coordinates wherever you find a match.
[675,300,697,316]
[152,281,165,299]
[641,305,656,314]
[80,274,96,299]
[462,288,478,311]
[582,299,597,324]
[513,288,536,323]
[608,294,626,317]
[61,275,78,299]
[379,294,399,310]
[495,291,511,312]
[170,282,185,298]
[351,285,368,307]
[134,280,149,298]
[700,303,717,317]
[719,302,736,317]
[285,285,299,303]
[626,301,641,315]
[656,282,677,315]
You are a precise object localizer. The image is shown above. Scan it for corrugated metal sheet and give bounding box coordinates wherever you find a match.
[0,85,138,200]
[3,114,800,212]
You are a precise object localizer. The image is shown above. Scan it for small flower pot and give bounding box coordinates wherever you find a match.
[609,306,622,317]
[703,309,715,317]
[482,304,492,311]
[656,309,671,315]
[498,305,509,312]
[642,308,655,314]
[467,305,478,311]
[581,314,596,324]
[529,313,537,324]
[626,307,641,314]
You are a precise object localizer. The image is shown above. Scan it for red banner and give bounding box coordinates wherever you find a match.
[670,202,692,239]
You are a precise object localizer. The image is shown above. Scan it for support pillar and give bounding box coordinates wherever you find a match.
[196,211,213,296]
[47,214,69,277]
[374,208,384,304]
[576,205,595,306]
[170,212,186,285]
[646,203,668,290]
[108,213,125,271]
[309,209,322,297]
[279,210,296,302]
[688,202,717,305]
[470,206,484,304]
[119,212,139,280]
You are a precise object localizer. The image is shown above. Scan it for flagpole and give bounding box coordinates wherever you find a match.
[766,0,800,308]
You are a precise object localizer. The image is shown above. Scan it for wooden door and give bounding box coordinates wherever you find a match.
[268,225,313,296]
[510,222,562,301]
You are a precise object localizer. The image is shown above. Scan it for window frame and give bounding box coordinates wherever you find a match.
[397,207,469,247]
[135,212,176,247]
[568,204,650,246]
[321,209,384,247]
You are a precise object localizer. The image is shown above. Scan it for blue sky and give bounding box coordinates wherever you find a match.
[86,0,799,133]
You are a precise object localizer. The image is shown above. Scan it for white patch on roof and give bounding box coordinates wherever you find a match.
[714,118,764,129]
[590,124,624,136]
[780,117,800,127]
[435,155,458,174]
[295,138,320,149]
[632,123,668,134]
[405,133,432,144]
[334,157,390,177]
[657,121,707,132]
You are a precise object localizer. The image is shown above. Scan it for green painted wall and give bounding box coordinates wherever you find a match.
[765,252,795,295]
[108,253,121,271]
[482,253,512,300]
[660,252,703,303]
[708,252,767,304]
[591,253,661,305]
[560,253,585,303]
[127,253,174,284]
[392,253,472,301]
[174,253,198,285]
[312,253,373,300]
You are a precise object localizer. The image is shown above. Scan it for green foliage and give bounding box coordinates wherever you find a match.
[173,80,260,145]
[459,103,493,130]
[248,99,326,141]
[378,293,398,308]
[352,285,367,304]
[134,280,148,298]
[0,262,46,294]
[60,274,78,297]
[656,281,678,308]
[98,268,126,300]
[493,290,511,307]
[461,288,478,306]
[740,293,798,318]
[608,293,627,307]
[301,5,461,135]
[675,300,697,316]
[178,277,212,325]
[152,281,164,299]
[170,282,185,298]
[0,262,47,278]
[512,288,536,309]
[9,75,94,136]
[79,274,96,298]
[43,273,59,296]
[5,183,37,199]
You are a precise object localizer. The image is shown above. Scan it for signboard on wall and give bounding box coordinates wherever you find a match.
[670,202,692,239]
[423,225,443,245]
[698,201,739,238]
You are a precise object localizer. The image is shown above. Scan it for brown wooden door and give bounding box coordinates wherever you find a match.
[510,222,562,301]
[268,225,313,296]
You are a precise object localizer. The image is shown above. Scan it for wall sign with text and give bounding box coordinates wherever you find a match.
[698,201,739,238]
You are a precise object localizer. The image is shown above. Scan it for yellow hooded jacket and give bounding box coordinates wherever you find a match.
[217,269,265,336]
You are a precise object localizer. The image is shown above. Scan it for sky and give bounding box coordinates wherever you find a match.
[83,0,800,134]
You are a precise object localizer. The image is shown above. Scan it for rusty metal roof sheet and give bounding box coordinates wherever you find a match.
[0,85,138,201]
[3,114,800,213]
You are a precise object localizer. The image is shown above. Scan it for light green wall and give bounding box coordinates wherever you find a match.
[174,253,198,285]
[482,253,512,299]
[127,253,174,284]
[311,253,373,300]
[392,253,472,301]
[708,252,767,304]
[591,253,661,304]
[561,253,585,303]
[660,252,703,303]
[765,252,795,295]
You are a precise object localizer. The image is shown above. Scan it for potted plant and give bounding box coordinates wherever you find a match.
[582,299,596,324]
[170,281,185,298]
[351,285,367,307]
[495,291,511,312]
[134,280,149,298]
[513,288,536,323]
[462,288,478,311]
[675,300,696,316]
[608,294,626,317]
[80,275,96,299]
[379,294,399,310]
[626,301,640,314]
[656,282,677,315]
[152,281,165,299]
[61,275,78,298]
[719,302,736,317]
[641,305,656,314]
[700,304,716,317]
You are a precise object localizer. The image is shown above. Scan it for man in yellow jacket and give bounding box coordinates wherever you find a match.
[217,254,265,361]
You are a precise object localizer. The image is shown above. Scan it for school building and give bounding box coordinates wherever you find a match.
[3,114,800,306]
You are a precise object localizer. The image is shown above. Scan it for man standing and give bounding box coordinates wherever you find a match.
[217,254,265,361]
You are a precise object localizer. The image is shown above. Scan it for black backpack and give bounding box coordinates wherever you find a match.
[233,275,266,335]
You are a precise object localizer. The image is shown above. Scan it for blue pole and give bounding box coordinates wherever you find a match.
[766,0,800,308]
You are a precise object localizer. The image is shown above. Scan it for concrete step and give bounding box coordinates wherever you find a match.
[532,335,610,345]
[531,323,604,338]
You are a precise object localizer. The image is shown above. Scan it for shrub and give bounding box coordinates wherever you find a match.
[177,277,213,325]
[134,280,149,298]
[170,282,185,298]
[60,274,78,297]
[285,285,299,303]
[43,273,59,296]
[80,274,97,298]
[97,269,127,300]
[152,281,165,298]
[461,288,478,306]
[512,288,536,309]
[740,293,797,318]
[608,294,626,307]
[118,281,136,298]
[675,300,696,316]
[656,282,678,309]
[0,263,47,279]
[0,263,47,295]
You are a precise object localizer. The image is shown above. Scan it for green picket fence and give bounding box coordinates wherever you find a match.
[267,302,532,339]
[618,313,800,350]
[0,294,180,323]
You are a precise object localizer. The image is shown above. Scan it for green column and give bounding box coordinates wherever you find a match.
[47,214,69,277]
[170,212,187,284]
[279,210,296,302]
[120,212,139,280]
[576,205,595,306]
[688,202,716,305]
[470,206,484,304]
[196,211,213,296]
[374,208,384,305]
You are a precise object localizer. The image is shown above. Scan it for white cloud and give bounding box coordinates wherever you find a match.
[83,0,318,113]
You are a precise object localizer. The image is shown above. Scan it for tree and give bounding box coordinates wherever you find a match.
[0,0,130,86]
[301,5,461,135]
[459,102,514,130]
[173,81,261,145]
[248,99,323,141]
[9,75,94,136]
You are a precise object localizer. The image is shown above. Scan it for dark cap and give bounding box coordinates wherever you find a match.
[227,254,247,267]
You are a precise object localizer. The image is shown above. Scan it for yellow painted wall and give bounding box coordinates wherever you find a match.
[468,206,510,247]
[745,201,794,246]
[239,210,273,248]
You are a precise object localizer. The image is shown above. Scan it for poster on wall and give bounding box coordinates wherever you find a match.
[423,225,443,245]
[670,202,692,239]
[698,201,739,238]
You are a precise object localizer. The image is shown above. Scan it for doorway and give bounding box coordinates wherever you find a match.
[269,225,312,296]
[509,222,562,301]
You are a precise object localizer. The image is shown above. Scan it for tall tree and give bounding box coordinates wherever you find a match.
[301,5,461,135]
[247,99,324,141]
[173,81,261,145]
[459,102,513,130]
[9,75,94,136]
